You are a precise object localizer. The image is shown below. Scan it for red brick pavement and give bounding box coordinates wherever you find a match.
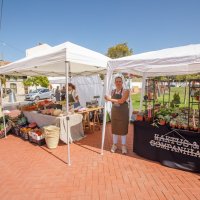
[0,123,200,200]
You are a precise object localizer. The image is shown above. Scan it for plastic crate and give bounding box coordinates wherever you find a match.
[20,131,29,140]
[29,136,46,146]
[12,126,21,136]
[28,131,45,146]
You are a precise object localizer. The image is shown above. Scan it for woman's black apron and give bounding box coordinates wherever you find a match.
[111,89,129,135]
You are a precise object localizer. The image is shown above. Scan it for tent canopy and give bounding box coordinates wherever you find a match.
[0,42,110,77]
[101,44,200,155]
[107,44,200,77]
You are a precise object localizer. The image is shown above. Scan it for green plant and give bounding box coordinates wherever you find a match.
[170,92,181,107]
[23,76,49,88]
[0,123,4,130]
[164,115,171,123]
[194,90,200,97]
[155,107,173,117]
[0,116,8,123]
[157,115,165,120]
[170,119,177,128]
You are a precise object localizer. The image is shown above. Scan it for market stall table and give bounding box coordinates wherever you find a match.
[23,111,84,143]
[133,121,200,172]
[77,106,103,131]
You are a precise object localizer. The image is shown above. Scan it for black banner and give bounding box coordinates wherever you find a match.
[133,121,200,172]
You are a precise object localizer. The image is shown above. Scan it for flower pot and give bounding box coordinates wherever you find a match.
[195,96,200,101]
[177,125,182,129]
[136,115,143,121]
[144,116,152,123]
[132,111,139,115]
[193,126,198,131]
[171,113,177,118]
[170,124,176,128]
[182,125,188,130]
[189,126,194,131]
[159,120,166,125]
[148,92,153,100]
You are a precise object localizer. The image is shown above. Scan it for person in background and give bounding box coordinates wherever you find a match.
[68,83,80,107]
[61,86,66,101]
[55,86,60,102]
[0,90,2,105]
[104,76,129,154]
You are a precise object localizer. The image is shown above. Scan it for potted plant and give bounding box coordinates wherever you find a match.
[182,121,188,130]
[164,115,171,124]
[170,120,176,128]
[177,123,182,129]
[171,107,179,118]
[194,91,200,101]
[158,115,166,125]
[144,115,152,122]
[189,123,194,131]
[175,117,181,129]
[136,111,144,121]
[193,126,198,131]
[170,93,181,108]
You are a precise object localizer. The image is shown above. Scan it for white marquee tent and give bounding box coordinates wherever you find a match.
[0,41,110,165]
[101,44,200,154]
[0,41,109,77]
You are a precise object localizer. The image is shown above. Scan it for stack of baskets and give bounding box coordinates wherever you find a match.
[43,125,60,149]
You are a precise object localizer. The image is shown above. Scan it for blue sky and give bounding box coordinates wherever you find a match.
[1,0,200,61]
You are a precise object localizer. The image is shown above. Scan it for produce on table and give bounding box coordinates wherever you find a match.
[28,122,37,128]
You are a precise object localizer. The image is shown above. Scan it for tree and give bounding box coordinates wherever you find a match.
[0,75,6,87]
[106,43,133,58]
[23,76,49,88]
[0,75,6,97]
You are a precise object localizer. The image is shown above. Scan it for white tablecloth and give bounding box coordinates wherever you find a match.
[23,111,84,143]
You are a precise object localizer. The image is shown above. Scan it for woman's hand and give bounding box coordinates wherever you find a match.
[118,90,130,104]
[104,95,111,101]
[117,99,124,104]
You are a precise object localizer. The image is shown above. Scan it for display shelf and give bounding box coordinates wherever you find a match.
[144,79,156,121]
[141,78,199,133]
[143,79,171,121]
[188,79,200,132]
[171,127,199,133]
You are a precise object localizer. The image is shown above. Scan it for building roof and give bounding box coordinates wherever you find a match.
[0,60,11,67]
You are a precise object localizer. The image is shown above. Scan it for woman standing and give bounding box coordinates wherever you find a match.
[105,76,129,154]
[68,83,80,107]
[61,86,66,101]
[55,86,60,102]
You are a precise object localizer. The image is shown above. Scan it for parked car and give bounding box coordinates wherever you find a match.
[170,83,176,87]
[25,88,54,101]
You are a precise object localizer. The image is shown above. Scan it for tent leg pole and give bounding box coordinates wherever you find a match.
[101,102,107,155]
[0,82,6,138]
[2,110,6,138]
[101,72,110,155]
[128,77,132,120]
[65,61,71,166]
[139,74,146,112]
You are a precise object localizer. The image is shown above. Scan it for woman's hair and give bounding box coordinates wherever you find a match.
[68,83,76,90]
[115,76,123,82]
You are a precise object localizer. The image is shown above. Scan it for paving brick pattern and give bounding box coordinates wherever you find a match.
[0,124,200,200]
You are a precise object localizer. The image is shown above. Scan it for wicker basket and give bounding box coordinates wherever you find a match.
[43,125,60,149]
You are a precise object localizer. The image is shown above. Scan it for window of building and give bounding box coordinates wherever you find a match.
[10,83,17,94]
